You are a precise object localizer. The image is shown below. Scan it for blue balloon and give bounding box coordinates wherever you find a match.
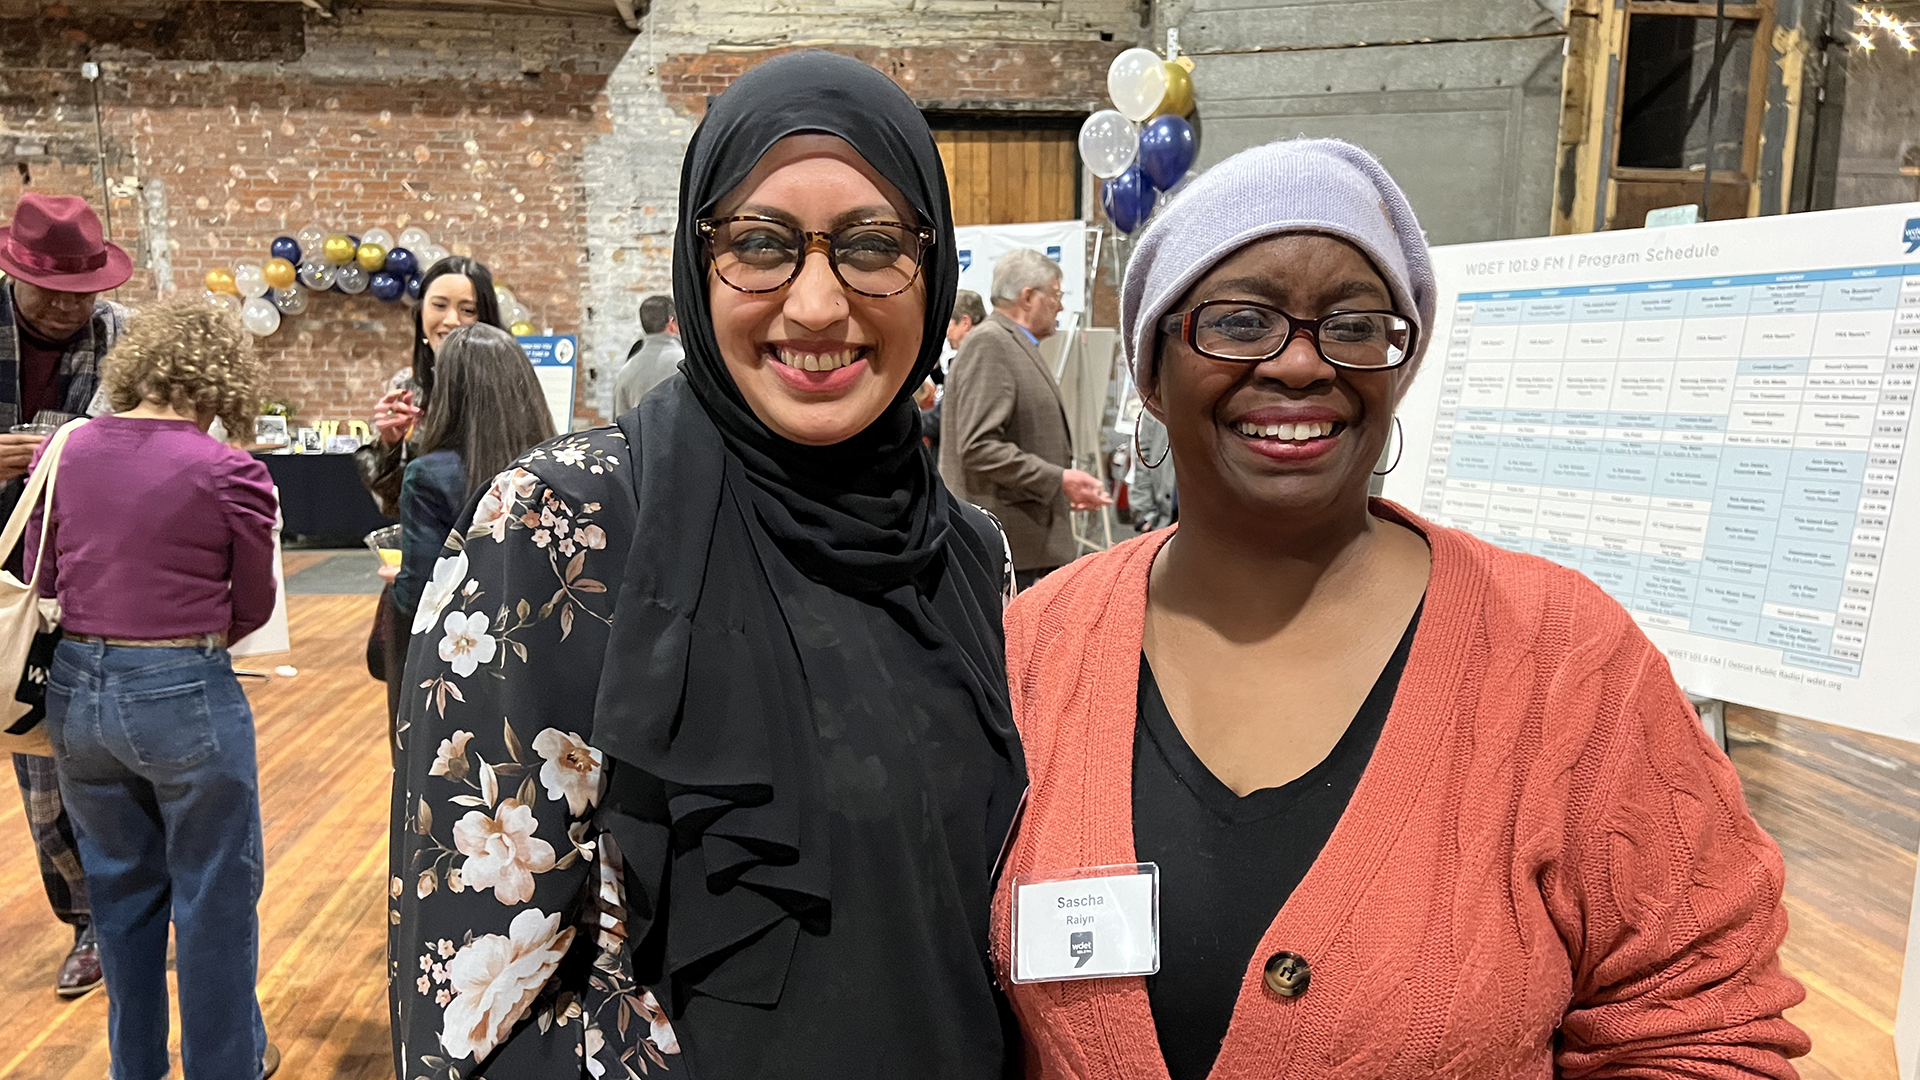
[369,272,405,302]
[270,236,302,264]
[1102,166,1155,235]
[384,247,418,279]
[406,274,424,301]
[1138,116,1197,193]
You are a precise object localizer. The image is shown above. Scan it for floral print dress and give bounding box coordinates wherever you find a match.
[390,428,680,1080]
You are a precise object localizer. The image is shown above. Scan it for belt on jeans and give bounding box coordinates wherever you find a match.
[64,632,229,649]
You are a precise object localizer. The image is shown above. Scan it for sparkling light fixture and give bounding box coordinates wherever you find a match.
[1853,5,1918,52]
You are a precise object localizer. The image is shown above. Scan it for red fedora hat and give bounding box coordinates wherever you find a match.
[0,192,133,294]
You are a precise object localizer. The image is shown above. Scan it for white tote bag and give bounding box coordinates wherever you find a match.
[0,419,83,756]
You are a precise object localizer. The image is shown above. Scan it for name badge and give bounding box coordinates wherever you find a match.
[1010,863,1159,983]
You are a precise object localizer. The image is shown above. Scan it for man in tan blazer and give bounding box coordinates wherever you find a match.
[939,249,1110,587]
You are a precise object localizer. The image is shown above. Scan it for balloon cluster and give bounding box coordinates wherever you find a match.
[199,225,543,338]
[1078,48,1199,236]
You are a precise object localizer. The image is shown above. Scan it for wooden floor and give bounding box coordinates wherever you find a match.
[0,554,1912,1078]
[1,551,395,1080]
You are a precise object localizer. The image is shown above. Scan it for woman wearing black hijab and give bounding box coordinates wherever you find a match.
[389,52,1027,1080]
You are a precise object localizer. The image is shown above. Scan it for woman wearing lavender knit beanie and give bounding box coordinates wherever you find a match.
[989,138,1808,1078]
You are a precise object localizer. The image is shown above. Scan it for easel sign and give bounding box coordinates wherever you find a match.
[519,335,578,435]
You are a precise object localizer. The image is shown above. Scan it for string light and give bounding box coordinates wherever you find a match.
[1853,5,1919,52]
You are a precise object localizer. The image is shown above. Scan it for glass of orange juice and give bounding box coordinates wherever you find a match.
[365,524,403,569]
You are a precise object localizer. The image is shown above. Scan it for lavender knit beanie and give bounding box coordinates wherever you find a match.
[1119,138,1435,388]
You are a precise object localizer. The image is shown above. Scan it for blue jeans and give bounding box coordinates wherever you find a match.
[45,640,268,1080]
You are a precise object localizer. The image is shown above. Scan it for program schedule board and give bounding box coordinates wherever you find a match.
[1384,204,1920,742]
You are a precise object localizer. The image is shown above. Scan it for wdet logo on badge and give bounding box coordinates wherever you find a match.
[1905,217,1920,254]
[1069,931,1093,969]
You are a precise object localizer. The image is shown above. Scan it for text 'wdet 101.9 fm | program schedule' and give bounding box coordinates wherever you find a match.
[1416,264,1918,678]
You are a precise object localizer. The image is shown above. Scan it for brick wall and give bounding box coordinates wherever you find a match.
[3,0,1135,426]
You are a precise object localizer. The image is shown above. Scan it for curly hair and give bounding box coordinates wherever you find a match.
[103,293,264,435]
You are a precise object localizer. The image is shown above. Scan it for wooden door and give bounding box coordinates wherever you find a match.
[933,126,1080,226]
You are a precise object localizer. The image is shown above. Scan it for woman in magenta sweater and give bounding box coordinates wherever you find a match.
[992,140,1808,1077]
[30,294,281,1080]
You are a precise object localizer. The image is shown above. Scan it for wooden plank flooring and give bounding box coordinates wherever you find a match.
[0,557,1912,1078]
[0,585,393,1080]
[1731,705,1920,1080]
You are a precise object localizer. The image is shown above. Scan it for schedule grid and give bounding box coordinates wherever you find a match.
[1419,263,1919,677]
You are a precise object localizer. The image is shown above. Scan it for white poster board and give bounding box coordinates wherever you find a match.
[1043,328,1121,464]
[954,221,1089,333]
[1383,203,1920,742]
[231,489,289,657]
[519,335,579,434]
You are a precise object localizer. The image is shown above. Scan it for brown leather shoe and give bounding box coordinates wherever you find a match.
[55,924,102,998]
[261,1041,281,1079]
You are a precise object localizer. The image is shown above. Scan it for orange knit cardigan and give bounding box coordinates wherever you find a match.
[991,502,1809,1079]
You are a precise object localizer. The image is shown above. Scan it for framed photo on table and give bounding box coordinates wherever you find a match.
[254,415,289,446]
[296,427,323,454]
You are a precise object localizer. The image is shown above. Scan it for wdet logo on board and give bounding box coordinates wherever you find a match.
[1905,217,1920,254]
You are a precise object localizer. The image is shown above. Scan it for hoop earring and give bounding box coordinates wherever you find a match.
[1132,424,1169,470]
[1372,416,1404,476]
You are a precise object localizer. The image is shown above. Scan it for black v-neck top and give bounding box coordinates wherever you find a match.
[1133,605,1421,1080]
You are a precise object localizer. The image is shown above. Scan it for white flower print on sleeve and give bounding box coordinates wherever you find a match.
[397,429,683,1076]
[438,611,498,678]
[453,799,557,905]
[531,728,603,816]
[413,551,471,635]
[438,908,577,1063]
[428,731,474,780]
[643,991,679,1055]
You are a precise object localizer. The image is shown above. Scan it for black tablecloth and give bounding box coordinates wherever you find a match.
[254,452,394,542]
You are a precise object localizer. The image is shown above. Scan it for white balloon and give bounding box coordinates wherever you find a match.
[494,286,516,310]
[242,296,282,337]
[508,303,531,326]
[1108,48,1169,123]
[272,287,309,315]
[419,245,451,268]
[297,260,336,291]
[233,264,270,300]
[361,228,396,251]
[205,290,241,315]
[296,223,327,250]
[1078,110,1139,180]
[397,227,432,251]
[336,265,369,294]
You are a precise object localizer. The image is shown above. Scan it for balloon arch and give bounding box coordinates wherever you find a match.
[1079,47,1200,237]
[199,225,542,340]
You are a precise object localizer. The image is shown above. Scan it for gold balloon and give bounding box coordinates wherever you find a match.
[356,242,388,272]
[204,268,238,295]
[509,321,536,337]
[262,257,297,291]
[322,234,357,265]
[1155,62,1194,118]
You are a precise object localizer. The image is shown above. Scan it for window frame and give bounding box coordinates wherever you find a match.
[1611,0,1776,186]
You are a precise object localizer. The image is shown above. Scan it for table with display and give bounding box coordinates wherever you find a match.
[251,449,394,543]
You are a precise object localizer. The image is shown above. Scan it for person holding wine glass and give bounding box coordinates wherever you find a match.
[0,190,131,999]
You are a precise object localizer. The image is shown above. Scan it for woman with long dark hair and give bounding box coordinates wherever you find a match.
[389,51,1025,1080]
[389,323,553,673]
[359,256,506,722]
[363,255,507,498]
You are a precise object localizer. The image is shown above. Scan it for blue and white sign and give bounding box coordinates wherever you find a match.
[519,335,578,434]
[952,221,1089,333]
[1386,202,1920,742]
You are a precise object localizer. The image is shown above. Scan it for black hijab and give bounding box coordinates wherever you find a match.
[594,51,1024,1009]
